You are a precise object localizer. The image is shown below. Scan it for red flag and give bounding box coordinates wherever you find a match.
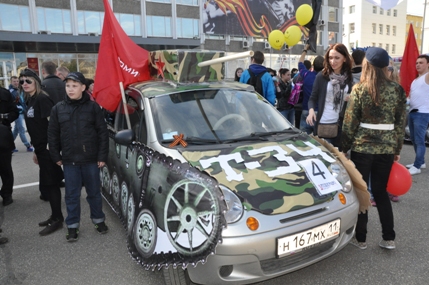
[400,24,419,97]
[93,0,151,112]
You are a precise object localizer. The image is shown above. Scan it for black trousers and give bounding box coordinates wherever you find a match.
[0,151,13,198]
[351,151,395,242]
[35,149,64,221]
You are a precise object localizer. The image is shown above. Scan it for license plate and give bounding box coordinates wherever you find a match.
[276,219,341,258]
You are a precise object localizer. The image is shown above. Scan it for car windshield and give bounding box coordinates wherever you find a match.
[150,88,294,143]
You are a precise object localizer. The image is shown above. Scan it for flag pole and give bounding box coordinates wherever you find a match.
[119,82,131,130]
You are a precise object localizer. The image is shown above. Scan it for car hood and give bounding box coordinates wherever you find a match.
[181,137,340,215]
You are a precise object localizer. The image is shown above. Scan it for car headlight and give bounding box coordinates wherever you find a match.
[219,185,243,224]
[330,161,353,193]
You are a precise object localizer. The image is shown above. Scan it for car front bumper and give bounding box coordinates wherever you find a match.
[187,197,359,285]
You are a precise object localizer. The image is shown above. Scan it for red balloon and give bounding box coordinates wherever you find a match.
[386,162,412,196]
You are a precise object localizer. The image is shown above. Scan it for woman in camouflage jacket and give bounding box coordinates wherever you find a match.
[341,47,407,251]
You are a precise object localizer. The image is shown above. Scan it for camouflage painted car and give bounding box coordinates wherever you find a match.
[101,50,360,285]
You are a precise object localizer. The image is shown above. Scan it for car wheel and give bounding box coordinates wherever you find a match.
[163,179,220,256]
[127,193,136,234]
[133,209,157,258]
[100,166,110,192]
[111,172,120,206]
[120,181,129,218]
[162,266,194,285]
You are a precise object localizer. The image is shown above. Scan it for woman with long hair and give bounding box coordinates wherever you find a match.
[341,47,406,250]
[306,43,353,148]
[20,68,64,236]
[234,67,243,81]
[275,68,294,124]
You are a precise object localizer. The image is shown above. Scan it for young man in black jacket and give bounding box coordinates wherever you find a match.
[48,72,109,242]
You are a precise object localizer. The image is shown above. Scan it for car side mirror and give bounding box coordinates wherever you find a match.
[114,129,135,145]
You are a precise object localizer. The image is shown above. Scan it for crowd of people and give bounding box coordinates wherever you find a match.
[0,62,107,244]
[235,43,428,251]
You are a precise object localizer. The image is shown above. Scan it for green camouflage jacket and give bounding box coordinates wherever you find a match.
[341,81,406,155]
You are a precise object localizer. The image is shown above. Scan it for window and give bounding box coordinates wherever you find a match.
[379,43,383,48]
[147,16,172,37]
[372,23,376,34]
[393,26,396,36]
[349,23,355,33]
[349,5,355,14]
[177,0,198,5]
[176,17,199,38]
[0,4,31,31]
[387,9,391,16]
[350,42,354,49]
[328,31,337,45]
[392,44,396,54]
[379,24,383,34]
[380,8,384,15]
[147,0,171,2]
[77,11,103,34]
[115,13,141,36]
[37,7,72,34]
[373,6,377,13]
[393,9,397,16]
[372,42,376,47]
[386,44,389,53]
[328,7,338,22]
[386,25,390,35]
[416,22,419,28]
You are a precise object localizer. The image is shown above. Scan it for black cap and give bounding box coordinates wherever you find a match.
[19,68,42,85]
[365,47,389,68]
[64,72,86,85]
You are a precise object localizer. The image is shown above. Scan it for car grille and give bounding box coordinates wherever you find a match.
[260,239,336,274]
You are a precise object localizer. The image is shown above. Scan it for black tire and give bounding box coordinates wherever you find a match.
[162,266,195,285]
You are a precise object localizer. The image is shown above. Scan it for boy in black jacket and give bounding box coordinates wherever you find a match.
[48,72,109,242]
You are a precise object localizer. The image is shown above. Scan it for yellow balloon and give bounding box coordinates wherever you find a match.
[284,25,302,47]
[296,4,313,26]
[268,30,285,50]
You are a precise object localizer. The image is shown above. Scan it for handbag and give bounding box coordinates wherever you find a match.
[317,123,338,138]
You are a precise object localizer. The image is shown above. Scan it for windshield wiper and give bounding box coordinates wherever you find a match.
[221,135,269,143]
[161,136,220,145]
[250,129,300,137]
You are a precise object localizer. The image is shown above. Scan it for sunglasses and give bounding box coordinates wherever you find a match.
[19,79,34,85]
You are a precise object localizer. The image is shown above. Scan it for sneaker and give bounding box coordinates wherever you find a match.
[406,163,426,169]
[370,198,377,207]
[39,219,63,236]
[95,222,109,234]
[389,194,399,202]
[66,228,79,242]
[409,166,421,175]
[26,146,34,152]
[379,239,395,250]
[350,237,367,250]
[0,237,8,245]
[12,149,18,153]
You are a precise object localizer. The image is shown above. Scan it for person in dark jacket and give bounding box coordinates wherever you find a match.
[48,72,109,242]
[275,68,294,124]
[0,87,19,206]
[41,61,67,105]
[20,68,64,235]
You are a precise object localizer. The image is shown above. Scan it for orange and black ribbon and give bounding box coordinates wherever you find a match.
[169,134,188,148]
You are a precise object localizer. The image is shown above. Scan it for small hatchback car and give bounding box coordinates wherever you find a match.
[101,50,359,285]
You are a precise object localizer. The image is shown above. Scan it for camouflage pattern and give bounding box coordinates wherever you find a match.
[342,81,407,155]
[182,135,339,215]
[148,50,226,83]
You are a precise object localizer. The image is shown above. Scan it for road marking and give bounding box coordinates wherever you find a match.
[13,182,39,189]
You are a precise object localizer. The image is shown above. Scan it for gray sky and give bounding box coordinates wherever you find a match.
[408,0,425,16]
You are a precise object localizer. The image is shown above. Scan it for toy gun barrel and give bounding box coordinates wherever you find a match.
[197,51,254,67]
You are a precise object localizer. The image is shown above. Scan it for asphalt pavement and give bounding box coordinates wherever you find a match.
[1,139,428,285]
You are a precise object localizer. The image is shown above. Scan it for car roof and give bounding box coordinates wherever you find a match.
[128,80,255,98]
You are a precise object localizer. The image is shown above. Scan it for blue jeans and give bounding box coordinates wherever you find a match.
[12,114,30,148]
[299,110,315,134]
[63,163,105,228]
[280,108,295,126]
[408,112,429,168]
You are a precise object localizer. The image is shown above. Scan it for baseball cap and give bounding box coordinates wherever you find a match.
[64,72,86,85]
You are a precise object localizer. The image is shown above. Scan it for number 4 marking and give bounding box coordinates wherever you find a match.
[312,161,326,179]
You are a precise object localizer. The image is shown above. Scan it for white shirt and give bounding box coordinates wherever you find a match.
[320,81,349,124]
[409,72,429,113]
